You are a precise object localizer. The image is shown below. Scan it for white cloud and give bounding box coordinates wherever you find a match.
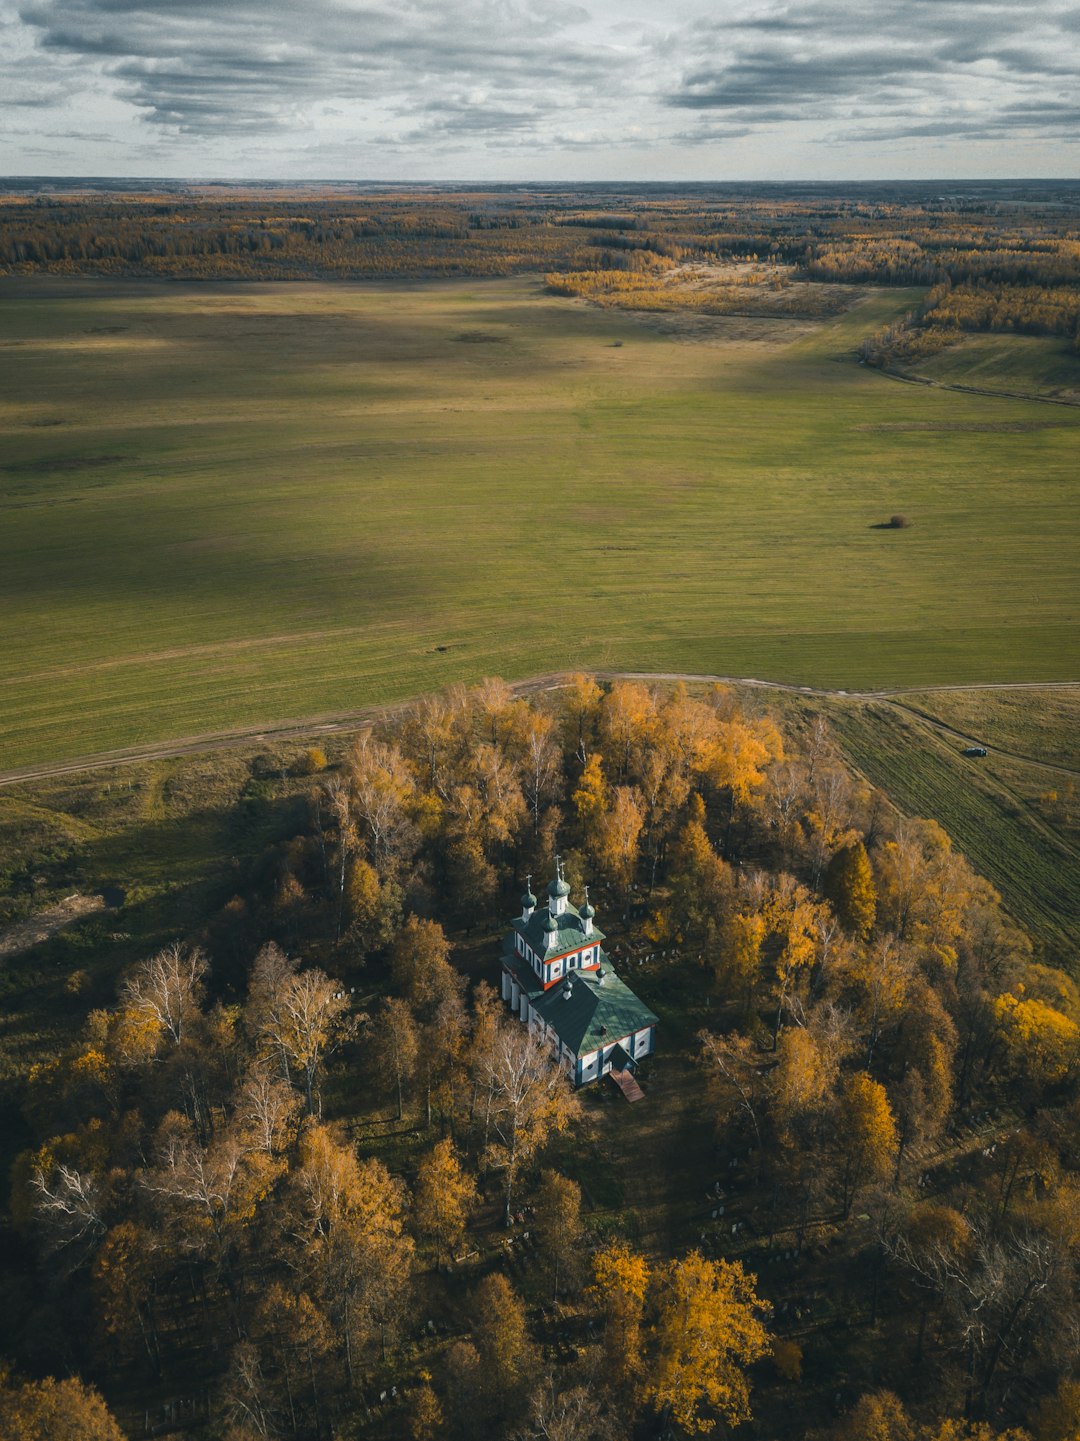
[2,0,1078,176]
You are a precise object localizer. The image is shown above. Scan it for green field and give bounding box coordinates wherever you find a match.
[2,276,1079,772]
[913,331,1080,400]
[899,685,1080,771]
[824,696,1080,963]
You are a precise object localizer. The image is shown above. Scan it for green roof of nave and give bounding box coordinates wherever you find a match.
[511,899,605,958]
[501,946,657,1056]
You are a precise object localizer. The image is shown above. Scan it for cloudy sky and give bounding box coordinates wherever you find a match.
[2,0,1078,179]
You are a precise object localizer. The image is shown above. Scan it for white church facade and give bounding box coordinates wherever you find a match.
[500,863,657,1088]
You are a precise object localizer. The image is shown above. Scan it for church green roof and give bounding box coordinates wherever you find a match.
[512,899,605,958]
[501,946,657,1058]
[536,962,657,1057]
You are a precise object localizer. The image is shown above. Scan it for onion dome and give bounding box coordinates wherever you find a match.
[580,899,595,920]
[544,912,559,933]
[549,876,571,899]
[521,886,537,910]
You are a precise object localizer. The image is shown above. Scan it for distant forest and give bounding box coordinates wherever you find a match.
[2,181,1079,353]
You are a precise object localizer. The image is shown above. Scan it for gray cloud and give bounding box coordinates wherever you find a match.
[18,0,621,139]
[3,0,1080,171]
[665,0,1079,142]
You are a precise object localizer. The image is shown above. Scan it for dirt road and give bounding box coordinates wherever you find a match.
[1,672,1077,790]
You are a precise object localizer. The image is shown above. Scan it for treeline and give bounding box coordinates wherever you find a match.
[860,279,1080,370]
[807,236,1080,289]
[544,263,846,318]
[2,189,1078,297]
[6,676,1080,1440]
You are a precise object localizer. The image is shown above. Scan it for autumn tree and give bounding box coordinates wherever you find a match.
[234,1064,302,1156]
[657,795,731,951]
[347,732,419,868]
[887,1203,975,1363]
[249,1283,333,1435]
[286,1123,414,1378]
[472,1273,535,1423]
[400,687,468,792]
[368,997,420,1121]
[599,680,655,780]
[771,1025,836,1146]
[414,1138,477,1262]
[825,839,877,937]
[119,941,209,1051]
[835,1390,915,1441]
[562,671,602,760]
[513,706,563,832]
[344,854,398,954]
[768,878,831,1046]
[217,1340,279,1441]
[29,1154,107,1270]
[390,916,462,1020]
[1035,1378,1080,1441]
[143,1112,283,1301]
[484,1021,580,1222]
[93,1221,163,1372]
[992,990,1080,1090]
[591,1240,651,1399]
[802,761,860,887]
[252,962,351,1116]
[644,1251,771,1433]
[594,785,645,892]
[703,707,783,852]
[471,674,516,745]
[875,817,980,966]
[534,1168,584,1302]
[834,1072,899,1217]
[0,1373,127,1441]
[573,752,608,855]
[465,981,504,1152]
[407,1379,445,1441]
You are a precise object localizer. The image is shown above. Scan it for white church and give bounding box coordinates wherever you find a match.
[500,862,657,1091]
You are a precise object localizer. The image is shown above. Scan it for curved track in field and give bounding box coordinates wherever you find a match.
[2,672,1078,789]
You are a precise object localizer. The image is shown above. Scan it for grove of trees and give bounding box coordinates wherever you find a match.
[4,674,1079,1440]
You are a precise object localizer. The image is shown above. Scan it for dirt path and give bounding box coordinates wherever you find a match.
[886,697,1080,781]
[0,893,105,959]
[874,362,1080,409]
[1,672,1078,790]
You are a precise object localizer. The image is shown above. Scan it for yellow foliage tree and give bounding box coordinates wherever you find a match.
[407,1380,445,1441]
[993,991,1080,1087]
[0,1374,126,1441]
[594,784,645,891]
[562,672,602,758]
[414,1138,477,1262]
[591,1240,651,1397]
[825,839,877,937]
[572,752,608,853]
[390,916,461,1021]
[835,1072,898,1216]
[1035,1377,1080,1441]
[534,1168,583,1302]
[473,1273,530,1390]
[599,680,656,779]
[644,1251,771,1434]
[772,1027,835,1143]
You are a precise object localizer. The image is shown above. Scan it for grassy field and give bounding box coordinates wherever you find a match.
[898,685,1080,771]
[823,696,1080,964]
[913,332,1080,400]
[2,277,1080,772]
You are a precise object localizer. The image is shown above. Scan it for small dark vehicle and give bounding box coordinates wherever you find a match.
[963,745,988,757]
